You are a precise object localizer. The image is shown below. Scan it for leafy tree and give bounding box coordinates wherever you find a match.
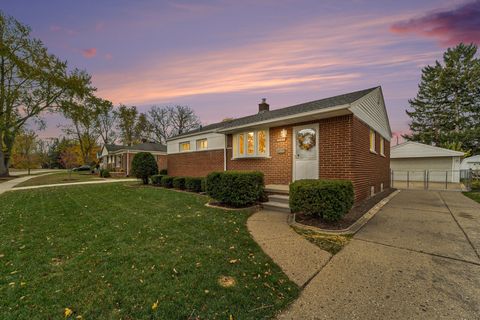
[115,105,138,146]
[131,152,158,184]
[60,145,79,180]
[61,91,103,164]
[135,112,151,143]
[0,11,90,176]
[95,99,117,145]
[11,129,39,174]
[405,43,480,154]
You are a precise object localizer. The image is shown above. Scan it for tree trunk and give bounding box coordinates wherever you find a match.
[0,149,7,176]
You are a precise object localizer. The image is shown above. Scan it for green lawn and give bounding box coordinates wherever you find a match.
[14,172,104,188]
[0,184,298,319]
[463,192,480,203]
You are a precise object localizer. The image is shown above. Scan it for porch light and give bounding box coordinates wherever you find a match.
[280,129,287,138]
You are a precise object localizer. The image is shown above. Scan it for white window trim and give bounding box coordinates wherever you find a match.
[233,129,270,159]
[179,141,191,152]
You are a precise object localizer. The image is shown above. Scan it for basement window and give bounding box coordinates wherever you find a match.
[233,129,269,158]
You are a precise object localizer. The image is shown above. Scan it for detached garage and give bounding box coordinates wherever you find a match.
[390,141,464,184]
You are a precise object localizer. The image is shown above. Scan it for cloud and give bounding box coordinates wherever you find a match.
[94,12,433,106]
[105,53,113,60]
[390,1,480,46]
[82,48,97,58]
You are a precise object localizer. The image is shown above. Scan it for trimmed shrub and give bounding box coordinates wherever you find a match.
[206,171,264,207]
[185,177,203,192]
[160,176,174,188]
[472,179,480,191]
[201,177,207,192]
[289,179,354,222]
[159,169,168,175]
[100,169,110,178]
[131,152,158,184]
[151,174,165,186]
[173,177,186,190]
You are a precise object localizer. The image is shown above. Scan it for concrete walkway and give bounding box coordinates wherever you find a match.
[11,178,137,191]
[0,173,55,195]
[278,190,480,319]
[247,210,332,287]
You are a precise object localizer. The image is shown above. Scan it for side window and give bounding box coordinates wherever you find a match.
[369,129,376,153]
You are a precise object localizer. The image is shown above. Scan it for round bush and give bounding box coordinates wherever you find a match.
[172,177,186,190]
[160,176,174,188]
[100,169,110,178]
[151,174,165,186]
[185,177,203,192]
[289,179,354,222]
[131,152,158,184]
[206,171,264,207]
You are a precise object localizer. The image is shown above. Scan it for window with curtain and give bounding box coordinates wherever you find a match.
[379,137,384,156]
[196,139,208,150]
[369,129,376,153]
[234,129,269,158]
[179,142,190,152]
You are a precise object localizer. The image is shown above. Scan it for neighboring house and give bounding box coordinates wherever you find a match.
[460,155,480,172]
[99,143,167,176]
[390,141,464,183]
[167,86,392,202]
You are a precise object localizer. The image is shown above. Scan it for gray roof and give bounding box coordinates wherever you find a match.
[171,87,378,139]
[105,143,167,153]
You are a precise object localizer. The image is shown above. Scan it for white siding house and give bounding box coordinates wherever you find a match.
[390,141,464,183]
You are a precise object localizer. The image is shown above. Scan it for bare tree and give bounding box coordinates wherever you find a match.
[115,105,138,146]
[147,105,200,144]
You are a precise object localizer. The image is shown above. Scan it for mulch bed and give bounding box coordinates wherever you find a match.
[295,188,396,230]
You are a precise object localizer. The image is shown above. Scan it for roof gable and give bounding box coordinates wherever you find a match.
[391,141,464,158]
[348,87,392,140]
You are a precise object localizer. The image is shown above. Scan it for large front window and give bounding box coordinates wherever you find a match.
[179,142,190,152]
[234,129,269,158]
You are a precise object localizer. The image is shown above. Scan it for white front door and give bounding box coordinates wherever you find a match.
[293,124,319,181]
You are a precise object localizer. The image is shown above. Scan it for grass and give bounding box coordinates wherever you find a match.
[292,227,351,255]
[463,191,480,203]
[14,172,104,188]
[0,183,298,319]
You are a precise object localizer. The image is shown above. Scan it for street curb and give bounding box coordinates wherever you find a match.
[288,190,401,235]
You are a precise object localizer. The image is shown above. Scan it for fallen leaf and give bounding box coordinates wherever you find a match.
[152,300,159,310]
[64,307,73,318]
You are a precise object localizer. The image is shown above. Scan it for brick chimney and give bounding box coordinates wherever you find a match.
[258,98,269,113]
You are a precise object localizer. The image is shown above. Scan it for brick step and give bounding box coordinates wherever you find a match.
[268,194,290,204]
[262,201,291,213]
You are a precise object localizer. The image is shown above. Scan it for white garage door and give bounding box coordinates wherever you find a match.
[391,157,459,182]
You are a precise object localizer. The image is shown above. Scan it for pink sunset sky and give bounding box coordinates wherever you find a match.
[3,0,480,143]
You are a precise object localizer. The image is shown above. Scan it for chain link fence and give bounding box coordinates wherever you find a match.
[391,169,475,191]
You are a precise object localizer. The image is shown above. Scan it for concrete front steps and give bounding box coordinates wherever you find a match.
[263,184,291,213]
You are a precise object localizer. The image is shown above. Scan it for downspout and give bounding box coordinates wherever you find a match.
[224,134,227,171]
[126,150,129,176]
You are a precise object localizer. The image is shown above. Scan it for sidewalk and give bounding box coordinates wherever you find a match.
[0,173,54,195]
[11,178,137,191]
[247,210,331,287]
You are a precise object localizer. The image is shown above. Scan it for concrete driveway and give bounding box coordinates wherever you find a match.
[279,191,480,319]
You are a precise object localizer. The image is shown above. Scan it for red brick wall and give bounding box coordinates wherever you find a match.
[226,126,293,185]
[318,115,353,180]
[167,150,224,177]
[351,117,391,201]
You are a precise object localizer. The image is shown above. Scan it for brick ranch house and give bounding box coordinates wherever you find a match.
[99,143,167,176]
[166,87,392,203]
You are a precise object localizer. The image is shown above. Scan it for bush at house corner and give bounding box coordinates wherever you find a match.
[289,179,354,222]
[206,171,264,207]
[131,152,158,185]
